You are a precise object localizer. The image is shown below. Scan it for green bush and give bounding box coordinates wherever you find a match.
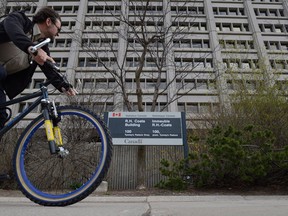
[156,158,189,190]
[158,125,288,189]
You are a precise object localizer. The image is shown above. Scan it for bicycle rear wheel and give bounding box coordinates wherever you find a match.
[13,106,112,206]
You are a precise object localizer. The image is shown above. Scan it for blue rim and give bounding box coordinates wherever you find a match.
[18,110,106,200]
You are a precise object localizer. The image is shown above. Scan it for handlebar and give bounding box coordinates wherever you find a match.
[29,38,51,54]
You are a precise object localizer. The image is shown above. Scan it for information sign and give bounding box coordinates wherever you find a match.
[104,112,187,145]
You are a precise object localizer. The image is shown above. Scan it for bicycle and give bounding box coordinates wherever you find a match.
[0,39,113,206]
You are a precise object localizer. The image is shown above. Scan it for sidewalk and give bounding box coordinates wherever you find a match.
[0,190,288,216]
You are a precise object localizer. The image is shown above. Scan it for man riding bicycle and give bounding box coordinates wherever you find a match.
[0,7,77,130]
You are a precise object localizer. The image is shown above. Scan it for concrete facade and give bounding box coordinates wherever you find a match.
[3,0,288,127]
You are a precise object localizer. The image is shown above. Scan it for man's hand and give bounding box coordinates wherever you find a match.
[61,87,78,96]
[28,47,54,65]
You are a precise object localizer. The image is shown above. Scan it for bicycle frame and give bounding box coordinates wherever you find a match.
[0,86,48,137]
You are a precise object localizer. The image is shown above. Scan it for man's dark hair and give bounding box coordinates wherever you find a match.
[32,7,61,24]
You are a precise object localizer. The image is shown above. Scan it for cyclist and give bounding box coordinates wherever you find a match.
[0,7,77,130]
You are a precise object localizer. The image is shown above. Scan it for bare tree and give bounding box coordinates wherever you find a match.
[77,0,218,189]
[0,0,7,16]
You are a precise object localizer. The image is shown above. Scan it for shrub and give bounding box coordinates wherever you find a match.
[158,125,288,189]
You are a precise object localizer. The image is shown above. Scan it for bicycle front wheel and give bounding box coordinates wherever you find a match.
[13,106,112,206]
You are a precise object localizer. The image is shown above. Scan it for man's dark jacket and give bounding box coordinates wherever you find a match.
[0,11,68,99]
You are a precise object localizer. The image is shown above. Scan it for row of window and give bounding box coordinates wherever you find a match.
[87,5,205,16]
[18,101,115,114]
[61,21,76,31]
[228,79,288,92]
[254,8,284,17]
[54,58,68,68]
[26,77,215,92]
[49,38,72,48]
[129,39,167,49]
[173,39,210,49]
[174,58,213,69]
[270,60,288,70]
[223,59,259,69]
[54,57,288,72]
[82,38,118,48]
[172,22,207,31]
[130,5,164,14]
[78,57,115,67]
[79,57,215,70]
[264,41,288,51]
[53,39,288,52]
[259,24,288,33]
[51,39,288,53]
[216,23,250,32]
[84,21,120,31]
[226,80,258,91]
[213,6,284,17]
[123,102,168,112]
[51,6,79,14]
[126,58,162,68]
[178,102,219,114]
[220,40,255,50]
[81,57,214,69]
[171,6,204,15]
[217,0,242,1]
[5,6,36,14]
[87,5,121,14]
[82,78,167,90]
[213,7,245,16]
[276,81,288,91]
[80,78,117,89]
[81,78,216,91]
[224,59,288,71]
[84,20,207,33]
[176,79,216,91]
[251,0,281,2]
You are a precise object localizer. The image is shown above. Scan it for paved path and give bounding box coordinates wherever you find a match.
[0,195,287,216]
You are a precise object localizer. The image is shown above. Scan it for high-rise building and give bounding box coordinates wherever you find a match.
[3,0,288,127]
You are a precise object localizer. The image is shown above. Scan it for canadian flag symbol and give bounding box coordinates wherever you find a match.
[112,112,122,117]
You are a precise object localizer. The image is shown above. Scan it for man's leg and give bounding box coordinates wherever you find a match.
[0,65,7,130]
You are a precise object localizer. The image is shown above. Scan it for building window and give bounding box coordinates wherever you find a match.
[186,103,199,114]
[33,79,45,89]
[54,58,68,68]
[192,40,202,48]
[233,24,242,32]
[270,60,288,70]
[18,103,40,113]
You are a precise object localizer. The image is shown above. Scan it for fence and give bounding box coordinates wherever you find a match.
[106,145,185,190]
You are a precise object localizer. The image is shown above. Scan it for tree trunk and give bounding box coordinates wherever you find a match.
[136,145,146,189]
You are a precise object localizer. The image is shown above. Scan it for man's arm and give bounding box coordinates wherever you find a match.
[38,60,77,96]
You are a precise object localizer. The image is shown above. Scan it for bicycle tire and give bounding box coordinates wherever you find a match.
[13,106,112,206]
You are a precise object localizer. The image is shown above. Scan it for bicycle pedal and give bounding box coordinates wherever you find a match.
[0,174,10,181]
